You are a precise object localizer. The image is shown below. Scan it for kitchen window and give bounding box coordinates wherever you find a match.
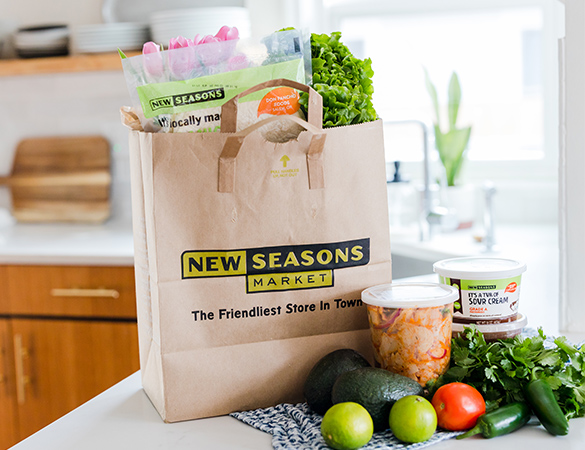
[291,0,565,195]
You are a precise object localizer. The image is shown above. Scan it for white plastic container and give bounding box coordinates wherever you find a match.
[361,282,459,386]
[433,257,527,324]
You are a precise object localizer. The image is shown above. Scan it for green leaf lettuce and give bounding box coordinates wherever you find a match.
[298,31,378,128]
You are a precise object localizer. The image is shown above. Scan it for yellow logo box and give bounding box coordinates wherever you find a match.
[182,238,369,279]
[181,238,369,293]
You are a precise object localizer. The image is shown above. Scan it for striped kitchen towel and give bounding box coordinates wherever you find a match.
[230,402,462,450]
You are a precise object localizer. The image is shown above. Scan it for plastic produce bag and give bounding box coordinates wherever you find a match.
[121,29,311,140]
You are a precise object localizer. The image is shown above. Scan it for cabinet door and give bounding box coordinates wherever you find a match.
[0,320,18,450]
[11,318,139,441]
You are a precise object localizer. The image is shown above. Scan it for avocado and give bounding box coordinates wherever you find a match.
[303,348,371,415]
[331,367,424,431]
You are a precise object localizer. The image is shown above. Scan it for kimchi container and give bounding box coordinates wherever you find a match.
[361,282,459,386]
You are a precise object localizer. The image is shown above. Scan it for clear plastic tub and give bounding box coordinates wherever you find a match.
[452,313,528,341]
[361,282,459,386]
[433,257,527,324]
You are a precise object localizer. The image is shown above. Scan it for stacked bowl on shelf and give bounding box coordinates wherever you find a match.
[14,25,69,58]
[149,7,251,45]
[69,22,149,54]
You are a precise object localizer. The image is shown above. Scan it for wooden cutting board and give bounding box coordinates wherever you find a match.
[0,136,111,223]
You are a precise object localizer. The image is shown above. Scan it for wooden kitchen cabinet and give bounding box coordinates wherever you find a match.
[0,320,18,450]
[0,265,139,449]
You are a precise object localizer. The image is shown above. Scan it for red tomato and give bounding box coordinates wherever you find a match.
[431,382,486,431]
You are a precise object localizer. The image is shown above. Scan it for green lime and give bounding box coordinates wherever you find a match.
[388,395,437,443]
[321,402,374,450]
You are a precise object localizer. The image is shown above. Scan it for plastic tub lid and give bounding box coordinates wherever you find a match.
[433,257,527,280]
[361,282,459,309]
[452,314,528,334]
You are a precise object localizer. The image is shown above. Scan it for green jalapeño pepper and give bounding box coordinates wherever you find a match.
[524,378,569,436]
[457,402,531,439]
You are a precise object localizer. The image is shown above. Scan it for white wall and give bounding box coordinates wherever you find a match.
[0,0,291,225]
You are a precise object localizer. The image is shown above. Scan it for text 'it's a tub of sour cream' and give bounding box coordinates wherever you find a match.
[433,257,526,324]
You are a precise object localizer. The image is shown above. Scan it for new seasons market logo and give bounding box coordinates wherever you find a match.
[181,238,370,293]
[149,87,225,111]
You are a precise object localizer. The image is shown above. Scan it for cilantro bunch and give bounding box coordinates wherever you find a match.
[428,327,585,419]
[299,32,378,128]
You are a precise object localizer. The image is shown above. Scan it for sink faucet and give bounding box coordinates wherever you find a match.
[482,180,497,252]
[384,119,447,241]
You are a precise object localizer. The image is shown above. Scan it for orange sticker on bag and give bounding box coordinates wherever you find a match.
[257,87,300,117]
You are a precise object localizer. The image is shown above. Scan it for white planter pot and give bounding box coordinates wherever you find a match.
[442,184,478,229]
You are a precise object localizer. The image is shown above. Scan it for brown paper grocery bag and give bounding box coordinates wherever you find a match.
[126,79,392,423]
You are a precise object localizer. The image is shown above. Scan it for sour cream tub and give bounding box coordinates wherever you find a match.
[433,257,527,324]
[361,282,459,386]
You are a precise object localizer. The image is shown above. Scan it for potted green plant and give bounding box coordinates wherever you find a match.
[424,69,472,186]
[424,69,475,228]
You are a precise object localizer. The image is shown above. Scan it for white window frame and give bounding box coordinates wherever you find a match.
[560,0,585,334]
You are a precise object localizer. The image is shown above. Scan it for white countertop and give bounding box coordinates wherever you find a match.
[10,370,585,450]
[0,210,134,266]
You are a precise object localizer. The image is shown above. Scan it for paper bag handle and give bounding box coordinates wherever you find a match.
[220,78,323,133]
[219,114,326,193]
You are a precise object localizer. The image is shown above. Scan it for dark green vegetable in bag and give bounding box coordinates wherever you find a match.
[524,378,569,436]
[457,402,531,440]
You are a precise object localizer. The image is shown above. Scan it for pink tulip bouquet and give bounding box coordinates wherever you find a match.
[141,26,242,81]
